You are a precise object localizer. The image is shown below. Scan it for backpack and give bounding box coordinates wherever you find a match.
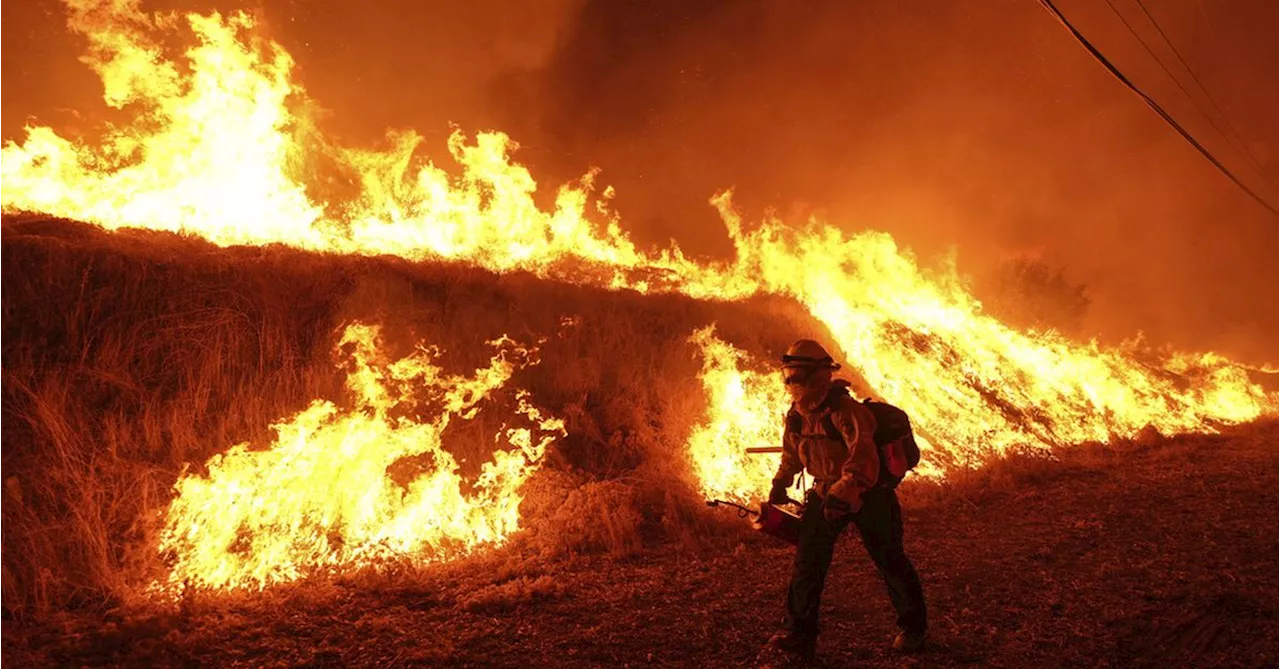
[856,399,922,487]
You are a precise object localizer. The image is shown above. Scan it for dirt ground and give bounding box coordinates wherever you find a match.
[4,422,1276,668]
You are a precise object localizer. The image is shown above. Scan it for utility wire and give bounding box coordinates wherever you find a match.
[1131,0,1268,174]
[1103,0,1267,180]
[1037,0,1277,216]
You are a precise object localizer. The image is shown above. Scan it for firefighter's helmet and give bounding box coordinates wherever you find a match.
[781,339,841,370]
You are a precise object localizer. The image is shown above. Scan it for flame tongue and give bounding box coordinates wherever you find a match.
[2,5,326,246]
[156,324,565,592]
[4,2,1268,452]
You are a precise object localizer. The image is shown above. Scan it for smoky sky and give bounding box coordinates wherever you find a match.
[3,0,1276,361]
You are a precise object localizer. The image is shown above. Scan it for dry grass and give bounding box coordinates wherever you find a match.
[894,422,1222,511]
[1,215,829,617]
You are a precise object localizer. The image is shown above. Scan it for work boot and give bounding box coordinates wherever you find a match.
[892,629,926,653]
[765,630,816,659]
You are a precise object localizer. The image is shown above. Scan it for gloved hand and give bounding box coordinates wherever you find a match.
[823,495,851,522]
[768,480,791,506]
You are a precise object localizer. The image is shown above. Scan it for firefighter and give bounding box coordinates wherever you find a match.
[761,339,927,660]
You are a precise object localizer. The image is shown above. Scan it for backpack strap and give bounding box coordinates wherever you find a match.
[820,411,843,443]
[784,409,802,436]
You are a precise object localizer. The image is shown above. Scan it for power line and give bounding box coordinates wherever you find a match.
[1102,0,1267,180]
[1131,0,1268,174]
[1036,0,1277,216]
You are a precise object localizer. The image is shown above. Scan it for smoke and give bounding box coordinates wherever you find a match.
[495,0,1277,362]
[3,0,1275,360]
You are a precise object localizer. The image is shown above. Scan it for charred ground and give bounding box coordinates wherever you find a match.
[2,216,1276,667]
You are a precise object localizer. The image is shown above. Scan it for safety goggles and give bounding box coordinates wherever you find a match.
[782,366,817,386]
[780,354,839,385]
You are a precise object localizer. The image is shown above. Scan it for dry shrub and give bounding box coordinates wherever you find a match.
[519,458,744,560]
[516,468,583,524]
[456,575,563,613]
[528,480,645,557]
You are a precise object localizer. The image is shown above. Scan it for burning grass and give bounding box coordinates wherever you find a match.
[3,214,1273,624]
[4,2,1269,615]
[5,2,1267,477]
[1,215,830,616]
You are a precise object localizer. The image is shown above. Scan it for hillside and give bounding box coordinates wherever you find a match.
[3,215,1276,668]
[1,214,831,615]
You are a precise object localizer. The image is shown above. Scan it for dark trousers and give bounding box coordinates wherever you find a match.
[783,487,927,637]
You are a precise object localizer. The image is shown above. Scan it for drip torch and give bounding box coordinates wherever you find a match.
[706,444,804,544]
[706,495,804,547]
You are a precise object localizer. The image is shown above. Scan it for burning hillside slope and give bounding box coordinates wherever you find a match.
[1,216,835,612]
[1,1,1273,613]
[3,2,1266,459]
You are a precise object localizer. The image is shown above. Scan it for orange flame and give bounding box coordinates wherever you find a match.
[2,2,1272,582]
[708,202,1271,471]
[2,4,326,246]
[155,323,564,592]
[684,326,797,503]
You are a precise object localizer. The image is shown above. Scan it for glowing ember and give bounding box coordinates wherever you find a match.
[155,323,565,592]
[2,1,1273,582]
